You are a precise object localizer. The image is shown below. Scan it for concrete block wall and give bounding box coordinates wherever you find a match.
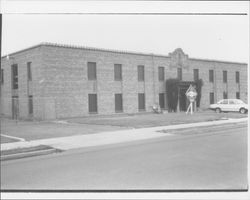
[1,43,248,120]
[1,46,44,119]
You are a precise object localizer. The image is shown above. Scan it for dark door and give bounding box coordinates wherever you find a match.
[179,89,187,111]
[159,93,165,109]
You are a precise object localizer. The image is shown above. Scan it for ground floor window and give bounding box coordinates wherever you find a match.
[223,92,228,99]
[88,94,98,113]
[138,93,145,111]
[115,93,123,112]
[28,95,33,115]
[209,92,214,104]
[236,92,240,99]
[159,93,165,109]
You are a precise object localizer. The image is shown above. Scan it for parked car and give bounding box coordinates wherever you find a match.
[209,99,248,114]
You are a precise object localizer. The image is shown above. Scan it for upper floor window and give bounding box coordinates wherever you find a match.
[209,70,214,83]
[177,68,182,80]
[223,70,227,83]
[114,64,122,81]
[236,71,240,83]
[27,62,32,81]
[11,64,18,89]
[87,62,97,80]
[158,67,165,81]
[193,69,199,81]
[138,65,145,81]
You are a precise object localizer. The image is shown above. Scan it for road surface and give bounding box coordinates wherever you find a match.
[1,122,247,190]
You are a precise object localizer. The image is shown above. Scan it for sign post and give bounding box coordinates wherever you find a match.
[185,85,197,115]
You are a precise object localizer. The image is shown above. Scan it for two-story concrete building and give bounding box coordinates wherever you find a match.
[0,42,248,120]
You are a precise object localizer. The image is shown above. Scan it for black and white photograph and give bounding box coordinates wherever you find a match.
[0,0,249,199]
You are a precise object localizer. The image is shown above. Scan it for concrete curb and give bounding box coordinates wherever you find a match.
[1,117,248,152]
[1,148,60,161]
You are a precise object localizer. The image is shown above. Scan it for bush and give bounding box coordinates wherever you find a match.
[166,79,180,112]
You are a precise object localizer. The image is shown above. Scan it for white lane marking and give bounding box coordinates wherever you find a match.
[1,134,26,142]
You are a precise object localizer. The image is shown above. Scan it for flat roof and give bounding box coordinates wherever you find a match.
[1,42,247,65]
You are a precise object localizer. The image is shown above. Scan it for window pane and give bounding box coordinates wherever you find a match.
[115,94,123,112]
[223,92,228,99]
[177,68,182,80]
[209,70,214,82]
[158,67,164,81]
[193,69,199,81]
[138,65,144,81]
[223,71,227,83]
[88,62,97,80]
[138,93,145,111]
[27,62,32,81]
[28,95,33,114]
[88,94,97,113]
[236,71,240,83]
[209,93,214,104]
[114,64,122,81]
[11,64,18,89]
[236,92,240,99]
[1,69,3,84]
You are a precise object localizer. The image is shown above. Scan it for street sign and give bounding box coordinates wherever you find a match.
[186,85,197,102]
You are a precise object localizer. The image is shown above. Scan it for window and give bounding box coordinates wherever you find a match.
[177,68,182,80]
[114,64,122,81]
[209,92,214,104]
[138,93,145,111]
[27,62,32,81]
[223,70,227,83]
[220,99,228,104]
[193,69,199,81]
[138,65,145,81]
[115,94,123,112]
[28,95,33,115]
[87,62,97,80]
[159,93,165,109]
[209,70,214,83]
[158,67,165,81]
[236,71,240,83]
[11,64,18,89]
[229,100,235,104]
[223,92,228,99]
[1,69,3,84]
[88,94,98,113]
[236,92,240,99]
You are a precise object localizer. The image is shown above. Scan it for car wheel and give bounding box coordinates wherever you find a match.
[215,108,221,113]
[239,108,246,114]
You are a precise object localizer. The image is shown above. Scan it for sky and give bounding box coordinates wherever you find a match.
[1,1,249,63]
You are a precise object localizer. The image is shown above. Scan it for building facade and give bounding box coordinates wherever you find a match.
[0,43,248,120]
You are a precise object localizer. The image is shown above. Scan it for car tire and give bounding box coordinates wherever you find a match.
[239,108,246,114]
[215,108,221,113]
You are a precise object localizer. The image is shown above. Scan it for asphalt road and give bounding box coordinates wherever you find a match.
[1,123,247,190]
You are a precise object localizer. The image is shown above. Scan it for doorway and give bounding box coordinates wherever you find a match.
[179,88,188,111]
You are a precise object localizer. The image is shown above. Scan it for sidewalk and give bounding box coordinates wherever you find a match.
[1,117,247,152]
